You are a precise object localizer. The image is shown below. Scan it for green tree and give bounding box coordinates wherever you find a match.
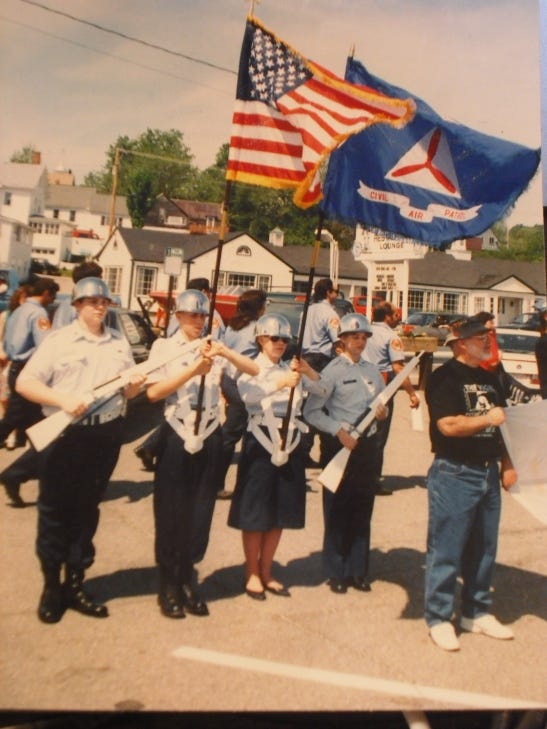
[83,129,198,225]
[475,224,544,262]
[126,170,154,228]
[10,145,40,163]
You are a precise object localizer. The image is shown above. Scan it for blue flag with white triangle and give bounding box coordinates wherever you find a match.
[320,58,541,249]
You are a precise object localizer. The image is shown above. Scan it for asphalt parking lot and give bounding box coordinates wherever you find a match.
[0,392,545,724]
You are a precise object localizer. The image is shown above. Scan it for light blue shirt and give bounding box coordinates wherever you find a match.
[304,354,385,436]
[4,299,51,361]
[301,300,340,357]
[361,321,405,375]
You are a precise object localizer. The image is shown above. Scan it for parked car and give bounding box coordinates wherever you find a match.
[504,312,541,332]
[401,312,469,341]
[431,327,540,391]
[30,258,61,276]
[495,328,540,389]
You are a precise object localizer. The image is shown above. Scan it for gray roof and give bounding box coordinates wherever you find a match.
[409,252,546,293]
[1,162,45,189]
[45,185,128,216]
[108,228,545,293]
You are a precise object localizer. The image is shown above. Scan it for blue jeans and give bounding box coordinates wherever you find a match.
[424,457,501,627]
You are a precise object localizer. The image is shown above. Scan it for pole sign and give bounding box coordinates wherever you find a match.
[164,247,184,276]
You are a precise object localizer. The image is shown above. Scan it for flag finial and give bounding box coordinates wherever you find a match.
[247,0,261,18]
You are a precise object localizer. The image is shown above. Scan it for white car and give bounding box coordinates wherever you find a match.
[495,327,540,389]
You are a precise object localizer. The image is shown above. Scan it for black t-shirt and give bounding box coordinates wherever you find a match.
[535,336,547,399]
[425,358,505,463]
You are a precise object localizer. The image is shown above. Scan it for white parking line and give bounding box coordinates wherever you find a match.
[172,645,543,710]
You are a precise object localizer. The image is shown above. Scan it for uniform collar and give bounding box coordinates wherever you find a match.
[256,351,283,369]
[70,319,114,343]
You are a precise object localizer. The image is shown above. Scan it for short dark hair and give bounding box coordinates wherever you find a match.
[30,277,59,297]
[72,261,103,283]
[372,300,393,323]
[313,278,334,303]
[229,289,267,331]
[186,278,210,293]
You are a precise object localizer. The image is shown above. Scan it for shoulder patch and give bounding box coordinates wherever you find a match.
[37,317,51,331]
[329,317,340,328]
[390,337,403,351]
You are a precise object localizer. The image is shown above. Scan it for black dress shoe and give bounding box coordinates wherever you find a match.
[328,579,348,594]
[180,583,209,616]
[350,576,372,592]
[158,588,186,619]
[64,569,108,618]
[66,586,109,618]
[134,446,155,471]
[245,587,266,601]
[2,479,25,508]
[38,585,66,624]
[264,583,291,597]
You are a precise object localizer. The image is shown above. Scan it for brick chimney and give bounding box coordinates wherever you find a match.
[31,151,41,164]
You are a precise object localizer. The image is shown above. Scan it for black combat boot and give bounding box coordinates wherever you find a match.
[158,565,185,619]
[38,566,66,624]
[180,583,209,616]
[64,567,108,618]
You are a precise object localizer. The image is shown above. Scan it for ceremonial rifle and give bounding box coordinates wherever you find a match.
[318,351,424,492]
[26,338,205,452]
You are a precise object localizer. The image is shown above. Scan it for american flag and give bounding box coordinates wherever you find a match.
[226,17,415,208]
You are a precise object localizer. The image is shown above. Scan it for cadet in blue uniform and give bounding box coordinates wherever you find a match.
[16,278,144,624]
[228,313,322,600]
[145,290,258,619]
[301,278,341,372]
[0,277,59,447]
[362,301,419,494]
[304,314,387,594]
[217,289,266,499]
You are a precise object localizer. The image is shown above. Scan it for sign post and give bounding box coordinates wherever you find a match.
[163,247,184,335]
[352,225,427,321]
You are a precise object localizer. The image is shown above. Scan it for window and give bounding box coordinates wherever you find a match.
[135,266,157,297]
[69,210,76,222]
[100,215,107,226]
[473,297,485,314]
[408,290,424,310]
[117,217,123,227]
[215,271,272,290]
[3,192,11,205]
[44,223,59,235]
[441,293,459,313]
[104,266,122,295]
[30,222,43,233]
[53,209,59,219]
[236,245,251,256]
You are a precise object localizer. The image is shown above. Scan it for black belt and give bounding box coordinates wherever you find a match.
[438,456,499,469]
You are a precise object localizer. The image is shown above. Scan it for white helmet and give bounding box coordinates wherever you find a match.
[255,313,292,339]
[72,277,111,303]
[175,289,210,314]
[338,313,373,337]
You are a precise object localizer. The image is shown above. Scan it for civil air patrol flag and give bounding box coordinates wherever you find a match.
[226,18,414,208]
[320,58,541,248]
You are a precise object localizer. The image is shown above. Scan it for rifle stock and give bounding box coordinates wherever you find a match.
[317,352,424,493]
[26,338,204,452]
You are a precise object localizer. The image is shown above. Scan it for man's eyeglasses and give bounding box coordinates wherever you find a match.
[269,336,290,343]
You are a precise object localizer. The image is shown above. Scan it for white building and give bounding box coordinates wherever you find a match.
[0,162,48,280]
[30,185,131,265]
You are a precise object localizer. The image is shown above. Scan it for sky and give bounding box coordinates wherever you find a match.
[0,0,543,228]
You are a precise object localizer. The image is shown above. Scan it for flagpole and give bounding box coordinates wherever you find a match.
[278,211,325,455]
[192,180,232,439]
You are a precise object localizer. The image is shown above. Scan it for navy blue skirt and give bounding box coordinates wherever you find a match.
[228,432,307,531]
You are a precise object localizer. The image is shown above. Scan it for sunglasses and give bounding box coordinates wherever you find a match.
[269,336,290,343]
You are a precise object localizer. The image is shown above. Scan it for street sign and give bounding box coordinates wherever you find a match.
[164,247,183,276]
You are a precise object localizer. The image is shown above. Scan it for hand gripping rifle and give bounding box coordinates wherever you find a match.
[318,351,424,493]
[26,338,205,452]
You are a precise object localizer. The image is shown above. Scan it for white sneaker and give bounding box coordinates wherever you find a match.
[460,614,514,640]
[429,622,460,651]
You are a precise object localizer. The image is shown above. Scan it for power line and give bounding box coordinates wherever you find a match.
[18,0,237,76]
[0,15,233,96]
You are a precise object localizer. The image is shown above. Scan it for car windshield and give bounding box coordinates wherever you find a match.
[496,332,537,353]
